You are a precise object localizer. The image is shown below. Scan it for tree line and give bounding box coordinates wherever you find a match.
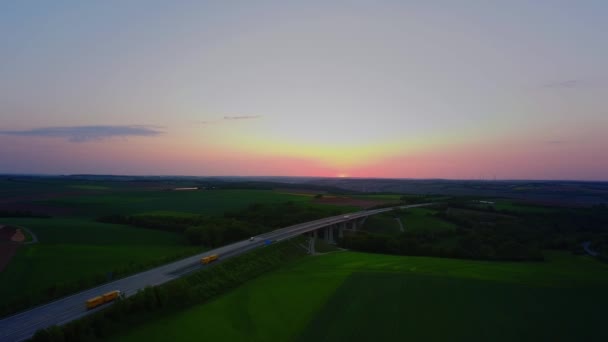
[0,210,51,218]
[99,201,348,248]
[341,229,543,261]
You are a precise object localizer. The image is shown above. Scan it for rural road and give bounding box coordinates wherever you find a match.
[0,225,37,244]
[0,203,431,342]
[20,226,38,245]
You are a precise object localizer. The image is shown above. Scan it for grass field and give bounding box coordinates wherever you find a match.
[351,194,402,200]
[363,208,456,235]
[361,214,402,235]
[115,251,608,342]
[0,217,198,306]
[398,208,456,233]
[493,200,557,214]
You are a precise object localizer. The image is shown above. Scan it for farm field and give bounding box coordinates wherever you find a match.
[0,217,197,307]
[114,251,608,342]
[361,215,402,235]
[493,200,558,214]
[35,189,312,218]
[397,208,456,233]
[362,208,455,235]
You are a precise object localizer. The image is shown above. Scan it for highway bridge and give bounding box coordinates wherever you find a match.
[0,203,431,341]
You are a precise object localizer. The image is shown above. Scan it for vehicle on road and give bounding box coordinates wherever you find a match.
[200,254,219,264]
[343,215,351,218]
[249,237,255,241]
[86,290,121,310]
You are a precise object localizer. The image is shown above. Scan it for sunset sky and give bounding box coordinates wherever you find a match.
[1,1,607,180]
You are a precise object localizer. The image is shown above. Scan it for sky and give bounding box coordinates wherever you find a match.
[1,0,607,180]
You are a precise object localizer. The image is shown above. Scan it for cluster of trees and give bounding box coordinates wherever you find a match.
[184,218,254,247]
[341,229,543,261]
[30,242,306,342]
[0,249,197,319]
[344,201,608,261]
[98,214,262,247]
[224,201,346,228]
[97,214,198,233]
[399,195,442,205]
[99,201,347,248]
[187,202,347,247]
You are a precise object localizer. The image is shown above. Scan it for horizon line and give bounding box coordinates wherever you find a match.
[0,173,607,183]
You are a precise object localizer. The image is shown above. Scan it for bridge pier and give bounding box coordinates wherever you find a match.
[327,226,335,244]
[308,230,317,254]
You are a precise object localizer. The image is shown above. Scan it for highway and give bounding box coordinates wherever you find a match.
[0,203,430,341]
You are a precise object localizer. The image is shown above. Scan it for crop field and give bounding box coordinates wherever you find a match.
[114,251,608,342]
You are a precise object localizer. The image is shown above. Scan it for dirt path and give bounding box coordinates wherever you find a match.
[0,225,37,272]
[395,218,404,232]
[582,241,599,257]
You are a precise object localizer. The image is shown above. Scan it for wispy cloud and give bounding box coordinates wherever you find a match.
[223,115,262,120]
[544,140,567,145]
[543,78,607,89]
[544,80,580,88]
[196,115,262,125]
[0,125,164,142]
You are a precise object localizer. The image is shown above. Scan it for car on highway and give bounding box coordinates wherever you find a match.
[249,237,255,241]
[343,215,351,218]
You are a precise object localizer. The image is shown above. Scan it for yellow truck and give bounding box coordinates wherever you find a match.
[86,290,121,310]
[200,254,219,265]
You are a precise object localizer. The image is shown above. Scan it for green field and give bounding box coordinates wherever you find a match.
[115,251,608,342]
[362,208,456,235]
[36,189,311,218]
[351,194,402,200]
[398,208,456,233]
[361,214,402,235]
[0,217,198,305]
[493,200,557,214]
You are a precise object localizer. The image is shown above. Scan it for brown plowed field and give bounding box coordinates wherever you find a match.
[11,229,25,242]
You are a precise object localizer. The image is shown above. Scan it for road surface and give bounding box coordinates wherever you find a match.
[0,203,431,341]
